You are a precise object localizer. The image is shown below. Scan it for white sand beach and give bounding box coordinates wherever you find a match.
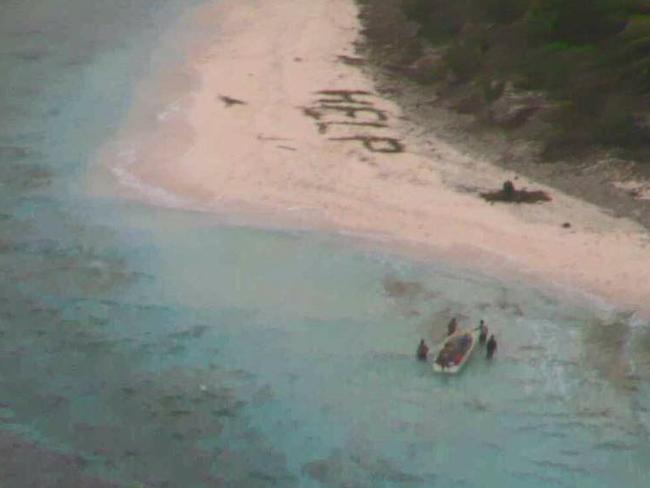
[93,0,650,316]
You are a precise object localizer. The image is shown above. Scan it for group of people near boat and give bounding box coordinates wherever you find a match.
[416,317,497,363]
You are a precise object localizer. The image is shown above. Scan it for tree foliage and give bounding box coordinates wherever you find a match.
[399,0,650,154]
[528,0,630,44]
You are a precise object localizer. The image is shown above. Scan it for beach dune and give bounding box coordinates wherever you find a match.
[95,0,650,316]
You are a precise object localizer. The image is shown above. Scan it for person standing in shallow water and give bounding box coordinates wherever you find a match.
[479,320,488,345]
[486,335,497,359]
[416,339,429,361]
[447,318,458,336]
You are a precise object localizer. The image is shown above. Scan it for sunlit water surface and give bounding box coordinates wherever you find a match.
[1,1,650,486]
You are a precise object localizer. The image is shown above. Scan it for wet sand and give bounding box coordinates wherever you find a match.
[93,0,650,317]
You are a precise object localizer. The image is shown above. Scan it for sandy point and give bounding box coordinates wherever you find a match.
[91,0,650,318]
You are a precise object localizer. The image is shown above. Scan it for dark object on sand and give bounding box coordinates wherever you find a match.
[503,180,515,200]
[486,335,497,359]
[416,339,429,361]
[562,222,571,228]
[218,95,247,107]
[480,180,551,204]
[338,55,365,66]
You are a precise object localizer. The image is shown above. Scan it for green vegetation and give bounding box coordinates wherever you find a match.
[399,0,650,157]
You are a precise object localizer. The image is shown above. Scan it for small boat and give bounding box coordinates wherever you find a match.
[432,328,478,374]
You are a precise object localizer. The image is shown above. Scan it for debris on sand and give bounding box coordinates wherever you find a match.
[218,95,247,107]
[302,107,322,120]
[337,55,365,66]
[480,180,551,204]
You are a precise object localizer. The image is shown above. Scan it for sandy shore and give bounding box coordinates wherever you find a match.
[93,0,650,317]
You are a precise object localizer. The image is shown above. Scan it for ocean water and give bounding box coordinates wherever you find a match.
[1,1,650,487]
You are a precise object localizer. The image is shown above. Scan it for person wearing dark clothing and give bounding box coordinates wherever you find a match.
[503,180,515,201]
[416,339,429,361]
[436,343,454,369]
[447,318,458,336]
[486,335,497,359]
[478,320,488,345]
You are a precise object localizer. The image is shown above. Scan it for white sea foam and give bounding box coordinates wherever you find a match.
[156,96,190,122]
[108,143,196,210]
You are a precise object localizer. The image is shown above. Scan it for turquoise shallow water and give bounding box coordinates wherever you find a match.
[2,1,650,486]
